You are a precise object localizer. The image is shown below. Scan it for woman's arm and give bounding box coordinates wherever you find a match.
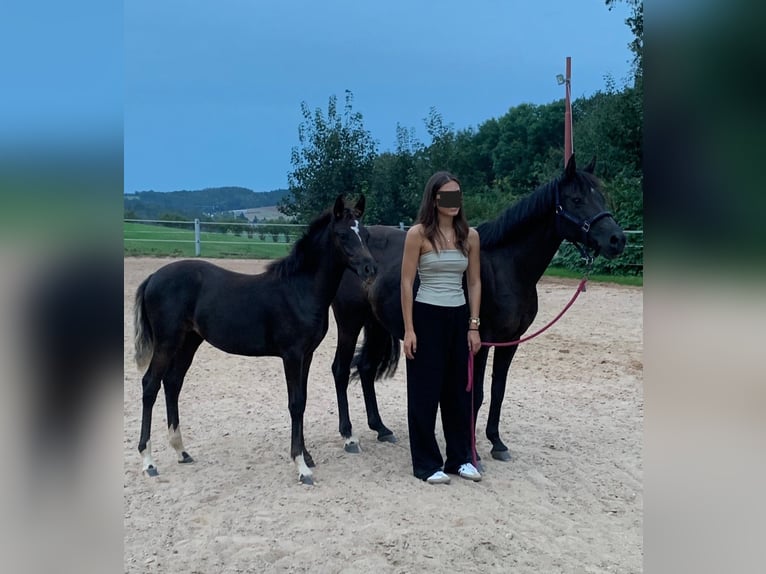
[466,227,482,355]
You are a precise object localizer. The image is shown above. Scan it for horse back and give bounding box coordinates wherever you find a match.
[142,260,312,356]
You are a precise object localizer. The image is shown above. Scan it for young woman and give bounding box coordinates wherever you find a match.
[401,171,482,484]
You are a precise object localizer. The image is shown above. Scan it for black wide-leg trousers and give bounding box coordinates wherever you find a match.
[406,301,472,480]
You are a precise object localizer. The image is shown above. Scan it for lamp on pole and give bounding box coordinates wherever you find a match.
[556,57,573,166]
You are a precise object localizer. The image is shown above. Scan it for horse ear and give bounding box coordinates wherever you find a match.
[564,153,576,180]
[354,194,365,218]
[584,155,596,174]
[333,195,345,219]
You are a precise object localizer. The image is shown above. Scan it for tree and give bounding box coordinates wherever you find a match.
[449,126,494,192]
[367,124,423,225]
[280,90,377,223]
[421,107,455,173]
[491,102,564,193]
[573,85,642,182]
[605,0,643,84]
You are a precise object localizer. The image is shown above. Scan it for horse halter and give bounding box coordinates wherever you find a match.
[554,184,615,266]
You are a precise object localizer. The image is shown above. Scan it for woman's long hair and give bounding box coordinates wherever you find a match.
[416,171,469,255]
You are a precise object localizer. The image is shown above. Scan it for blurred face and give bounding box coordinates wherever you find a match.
[435,181,461,216]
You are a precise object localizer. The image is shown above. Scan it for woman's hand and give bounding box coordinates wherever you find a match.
[468,329,481,355]
[403,330,417,360]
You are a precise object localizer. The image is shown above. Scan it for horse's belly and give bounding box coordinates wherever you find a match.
[200,319,324,359]
[202,331,277,357]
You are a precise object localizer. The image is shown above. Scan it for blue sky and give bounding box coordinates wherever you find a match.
[1,1,122,157]
[124,1,634,194]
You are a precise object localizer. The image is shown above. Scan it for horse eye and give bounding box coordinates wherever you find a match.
[573,197,583,205]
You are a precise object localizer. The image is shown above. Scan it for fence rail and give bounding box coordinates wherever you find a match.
[124,218,643,261]
[124,218,309,258]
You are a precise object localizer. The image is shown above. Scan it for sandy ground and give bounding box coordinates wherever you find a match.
[124,257,643,574]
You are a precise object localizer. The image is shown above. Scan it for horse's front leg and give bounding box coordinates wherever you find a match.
[487,344,518,461]
[470,345,490,469]
[300,351,315,468]
[471,345,491,423]
[283,355,313,484]
[331,324,362,453]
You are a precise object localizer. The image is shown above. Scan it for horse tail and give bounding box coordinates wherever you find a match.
[134,275,154,372]
[350,320,401,381]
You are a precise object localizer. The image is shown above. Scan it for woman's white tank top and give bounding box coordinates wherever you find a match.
[415,249,468,307]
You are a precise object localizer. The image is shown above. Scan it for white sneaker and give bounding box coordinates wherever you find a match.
[426,470,451,484]
[458,463,482,482]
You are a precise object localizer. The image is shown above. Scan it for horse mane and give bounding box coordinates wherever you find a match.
[476,170,602,249]
[476,179,558,249]
[266,210,332,278]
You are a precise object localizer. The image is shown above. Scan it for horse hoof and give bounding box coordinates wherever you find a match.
[377,433,397,444]
[491,449,512,462]
[178,452,194,464]
[344,442,360,453]
[144,466,159,477]
[299,474,314,485]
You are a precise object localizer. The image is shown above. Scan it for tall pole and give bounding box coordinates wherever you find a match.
[564,56,573,166]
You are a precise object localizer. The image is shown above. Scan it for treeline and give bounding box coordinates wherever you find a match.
[124,187,289,220]
[281,0,642,275]
[281,84,642,274]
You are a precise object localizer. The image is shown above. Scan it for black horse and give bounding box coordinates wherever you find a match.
[330,155,626,459]
[134,195,376,484]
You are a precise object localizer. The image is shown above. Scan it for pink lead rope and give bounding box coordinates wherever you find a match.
[466,277,588,468]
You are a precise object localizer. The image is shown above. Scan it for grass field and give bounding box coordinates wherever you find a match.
[124,222,293,259]
[545,266,643,286]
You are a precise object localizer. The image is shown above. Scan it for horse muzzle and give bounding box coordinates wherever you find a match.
[596,228,627,260]
[353,259,378,281]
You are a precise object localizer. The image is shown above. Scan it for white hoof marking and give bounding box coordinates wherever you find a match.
[141,440,158,474]
[295,453,313,482]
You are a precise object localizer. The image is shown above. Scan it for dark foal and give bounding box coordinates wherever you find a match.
[134,195,376,484]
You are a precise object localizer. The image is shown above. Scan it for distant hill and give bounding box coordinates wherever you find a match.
[124,187,290,220]
[232,206,285,221]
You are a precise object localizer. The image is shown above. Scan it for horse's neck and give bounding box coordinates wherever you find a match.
[303,238,346,306]
[491,219,562,283]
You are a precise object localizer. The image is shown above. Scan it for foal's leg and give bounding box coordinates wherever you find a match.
[331,321,363,452]
[138,352,171,477]
[163,333,202,464]
[283,356,312,484]
[299,352,314,468]
[486,344,518,461]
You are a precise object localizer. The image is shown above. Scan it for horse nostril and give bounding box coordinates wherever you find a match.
[610,233,627,252]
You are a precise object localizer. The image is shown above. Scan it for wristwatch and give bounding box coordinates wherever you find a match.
[469,317,480,327]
